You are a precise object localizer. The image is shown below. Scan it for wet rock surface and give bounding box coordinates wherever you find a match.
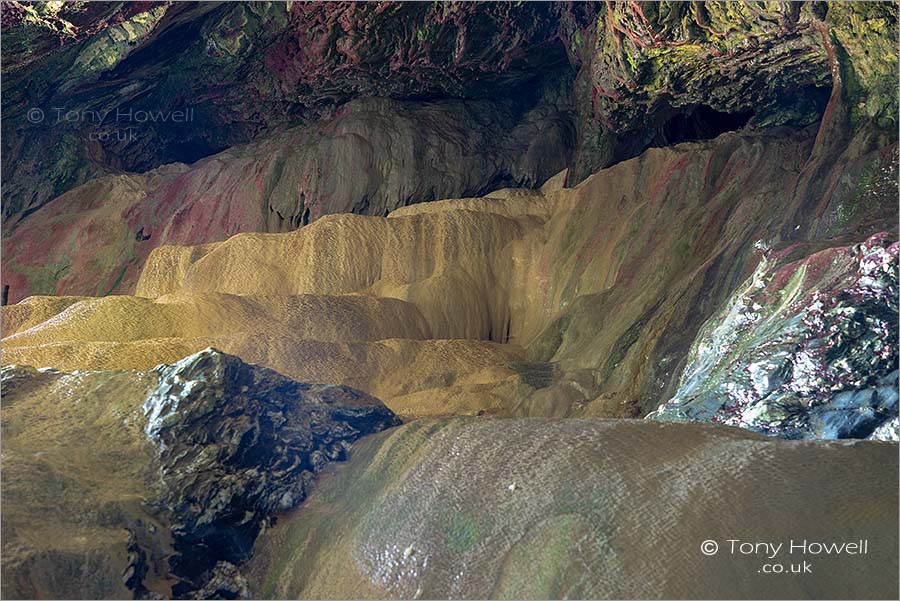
[0,349,399,599]
[145,348,400,596]
[650,234,898,440]
[248,418,899,599]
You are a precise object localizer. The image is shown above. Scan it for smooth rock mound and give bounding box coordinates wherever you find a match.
[249,418,899,599]
[2,292,432,346]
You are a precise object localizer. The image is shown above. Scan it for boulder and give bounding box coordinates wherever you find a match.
[650,234,898,440]
[0,348,399,598]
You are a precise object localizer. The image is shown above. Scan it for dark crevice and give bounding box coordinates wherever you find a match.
[352,194,371,215]
[293,193,311,228]
[476,170,516,197]
[164,138,230,167]
[650,105,755,148]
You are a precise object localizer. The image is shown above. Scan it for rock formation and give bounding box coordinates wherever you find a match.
[1,2,898,599]
[1,1,574,219]
[564,2,899,180]
[2,97,572,301]
[0,348,398,598]
[4,126,896,424]
[248,418,899,599]
[649,234,898,439]
[5,3,897,304]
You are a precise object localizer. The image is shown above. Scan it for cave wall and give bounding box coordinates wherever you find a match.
[1,1,898,314]
[1,96,573,302]
[4,2,896,216]
[3,2,897,414]
[561,1,899,183]
[1,1,574,219]
[4,124,896,419]
[1,5,899,598]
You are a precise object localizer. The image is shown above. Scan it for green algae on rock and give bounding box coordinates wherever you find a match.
[0,348,399,599]
[564,1,899,182]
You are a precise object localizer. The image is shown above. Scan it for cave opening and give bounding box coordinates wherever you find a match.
[650,105,755,148]
[163,137,230,167]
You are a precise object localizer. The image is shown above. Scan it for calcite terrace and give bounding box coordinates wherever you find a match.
[1,2,898,599]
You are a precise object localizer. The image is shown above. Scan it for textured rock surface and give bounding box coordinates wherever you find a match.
[564,1,899,180]
[1,1,572,219]
[0,348,398,598]
[2,5,899,599]
[1,97,572,302]
[249,418,899,599]
[5,3,897,306]
[145,348,400,597]
[0,294,87,337]
[7,3,896,218]
[2,293,433,345]
[649,234,898,440]
[4,124,897,422]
